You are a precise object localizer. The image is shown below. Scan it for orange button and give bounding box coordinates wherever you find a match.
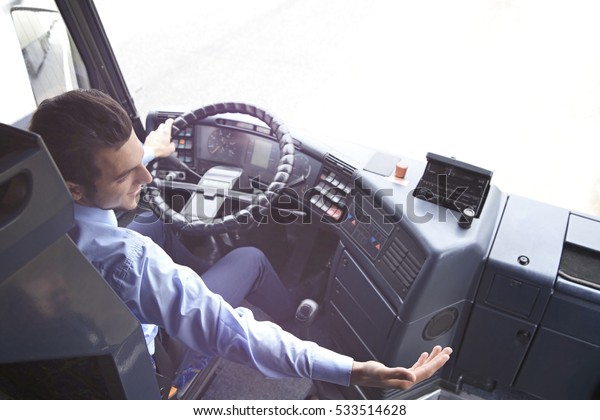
[395,162,408,179]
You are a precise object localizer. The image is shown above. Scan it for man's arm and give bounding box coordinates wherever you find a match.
[350,345,452,390]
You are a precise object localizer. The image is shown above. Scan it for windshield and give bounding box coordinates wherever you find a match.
[95,0,600,217]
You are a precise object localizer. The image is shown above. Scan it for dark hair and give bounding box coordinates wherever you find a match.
[29,89,132,192]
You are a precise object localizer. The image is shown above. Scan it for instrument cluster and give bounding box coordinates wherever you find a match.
[171,120,320,197]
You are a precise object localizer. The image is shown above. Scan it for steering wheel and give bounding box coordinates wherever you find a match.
[142,103,295,236]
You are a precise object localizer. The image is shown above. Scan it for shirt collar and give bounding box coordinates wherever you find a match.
[73,203,118,228]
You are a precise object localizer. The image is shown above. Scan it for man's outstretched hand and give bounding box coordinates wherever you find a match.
[350,345,453,390]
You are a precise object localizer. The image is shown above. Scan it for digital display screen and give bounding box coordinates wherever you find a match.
[250,138,273,169]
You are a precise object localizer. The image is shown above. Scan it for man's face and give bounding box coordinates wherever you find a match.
[77,130,152,211]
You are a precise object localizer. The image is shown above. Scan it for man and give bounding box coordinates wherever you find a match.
[29,88,452,395]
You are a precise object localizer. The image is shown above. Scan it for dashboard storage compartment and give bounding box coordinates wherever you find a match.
[485,274,540,318]
[513,214,600,399]
[329,248,395,360]
[455,304,536,386]
[513,285,600,399]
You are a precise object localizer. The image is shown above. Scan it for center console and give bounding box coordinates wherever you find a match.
[320,153,505,399]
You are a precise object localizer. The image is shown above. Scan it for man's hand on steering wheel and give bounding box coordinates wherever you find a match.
[144,118,176,159]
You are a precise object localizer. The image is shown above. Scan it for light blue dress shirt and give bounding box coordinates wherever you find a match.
[69,203,353,385]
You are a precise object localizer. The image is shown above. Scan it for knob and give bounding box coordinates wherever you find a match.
[458,207,475,229]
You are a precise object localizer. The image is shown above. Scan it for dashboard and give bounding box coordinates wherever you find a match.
[146,111,358,227]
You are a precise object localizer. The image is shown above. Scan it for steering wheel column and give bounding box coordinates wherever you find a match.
[181,166,247,221]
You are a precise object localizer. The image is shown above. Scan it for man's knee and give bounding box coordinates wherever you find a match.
[229,246,268,265]
[226,247,276,279]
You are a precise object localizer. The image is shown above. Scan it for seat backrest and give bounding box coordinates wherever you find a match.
[0,123,160,399]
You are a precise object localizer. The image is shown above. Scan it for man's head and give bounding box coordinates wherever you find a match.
[29,89,152,210]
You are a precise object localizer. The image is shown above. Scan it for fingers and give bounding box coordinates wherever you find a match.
[155,118,173,132]
[410,345,444,369]
[422,346,452,367]
[410,351,429,369]
[164,118,174,132]
[349,346,453,390]
[411,346,453,382]
[145,119,176,158]
[157,118,174,134]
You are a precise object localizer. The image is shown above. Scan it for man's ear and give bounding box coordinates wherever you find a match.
[65,181,85,203]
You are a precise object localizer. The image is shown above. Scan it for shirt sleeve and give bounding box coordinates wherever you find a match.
[114,232,354,386]
[142,145,155,166]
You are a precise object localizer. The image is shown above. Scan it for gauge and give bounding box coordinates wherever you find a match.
[289,154,312,195]
[292,154,311,180]
[207,128,241,160]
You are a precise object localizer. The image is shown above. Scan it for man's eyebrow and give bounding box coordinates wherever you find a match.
[114,166,137,181]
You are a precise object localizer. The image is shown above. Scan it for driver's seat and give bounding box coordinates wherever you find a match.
[0,123,159,399]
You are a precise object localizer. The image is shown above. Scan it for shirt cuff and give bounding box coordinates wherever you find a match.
[142,146,155,166]
[310,345,354,386]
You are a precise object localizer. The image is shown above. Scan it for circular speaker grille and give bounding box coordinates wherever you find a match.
[422,308,458,340]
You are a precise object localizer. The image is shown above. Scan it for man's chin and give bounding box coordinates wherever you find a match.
[112,195,141,212]
[127,193,142,210]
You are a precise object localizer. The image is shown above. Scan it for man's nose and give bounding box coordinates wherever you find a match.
[138,165,153,184]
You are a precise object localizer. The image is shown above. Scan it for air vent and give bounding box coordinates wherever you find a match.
[378,236,424,300]
[157,111,182,119]
[324,154,357,177]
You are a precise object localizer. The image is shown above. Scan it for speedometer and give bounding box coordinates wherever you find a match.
[207,128,241,160]
[288,154,312,195]
[292,154,311,180]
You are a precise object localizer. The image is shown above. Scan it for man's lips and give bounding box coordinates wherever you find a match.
[128,186,142,196]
